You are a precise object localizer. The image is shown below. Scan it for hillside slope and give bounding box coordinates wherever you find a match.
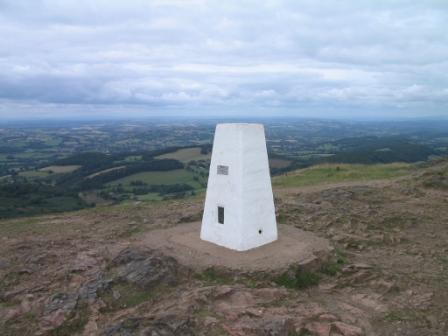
[0,160,447,335]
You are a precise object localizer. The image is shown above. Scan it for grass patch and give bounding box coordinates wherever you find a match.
[320,262,340,276]
[320,249,347,276]
[116,224,143,238]
[0,217,45,235]
[194,308,213,318]
[320,260,343,276]
[276,211,288,224]
[273,163,412,188]
[383,311,405,322]
[275,268,320,289]
[195,268,232,285]
[156,147,210,163]
[241,278,259,289]
[421,166,448,190]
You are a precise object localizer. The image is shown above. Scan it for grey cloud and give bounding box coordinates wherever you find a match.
[0,0,447,119]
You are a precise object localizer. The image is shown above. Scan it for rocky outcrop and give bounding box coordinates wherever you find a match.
[108,247,183,290]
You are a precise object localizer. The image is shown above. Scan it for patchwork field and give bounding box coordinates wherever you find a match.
[40,165,81,174]
[107,169,202,188]
[156,147,210,163]
[18,165,81,178]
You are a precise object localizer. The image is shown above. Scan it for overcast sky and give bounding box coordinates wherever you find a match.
[0,0,447,120]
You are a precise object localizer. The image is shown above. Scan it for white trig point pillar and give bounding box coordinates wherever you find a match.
[200,123,278,251]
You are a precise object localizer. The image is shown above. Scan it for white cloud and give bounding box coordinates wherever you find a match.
[0,0,447,119]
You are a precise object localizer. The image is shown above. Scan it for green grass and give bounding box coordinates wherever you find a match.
[156,147,210,163]
[421,165,448,190]
[274,268,320,289]
[273,163,412,188]
[383,311,405,322]
[319,249,347,276]
[195,268,232,285]
[320,260,343,276]
[107,169,201,188]
[276,211,288,224]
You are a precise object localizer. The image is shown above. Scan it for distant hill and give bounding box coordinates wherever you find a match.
[321,136,435,164]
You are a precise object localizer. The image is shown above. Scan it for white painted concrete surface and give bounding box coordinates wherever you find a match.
[201,123,278,251]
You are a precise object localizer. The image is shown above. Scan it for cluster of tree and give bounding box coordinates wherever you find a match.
[27,141,51,150]
[200,144,212,154]
[49,148,185,191]
[0,146,26,154]
[79,159,184,190]
[0,178,89,219]
[0,145,212,218]
[54,152,116,171]
[185,161,208,187]
[0,164,13,177]
[322,136,434,164]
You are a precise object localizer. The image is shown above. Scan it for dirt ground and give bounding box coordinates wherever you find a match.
[136,222,331,272]
[0,160,447,335]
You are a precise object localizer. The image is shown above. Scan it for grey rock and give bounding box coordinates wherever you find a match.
[261,317,295,336]
[104,317,195,336]
[78,271,112,301]
[110,247,182,290]
[104,318,141,336]
[0,259,10,269]
[44,292,79,315]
